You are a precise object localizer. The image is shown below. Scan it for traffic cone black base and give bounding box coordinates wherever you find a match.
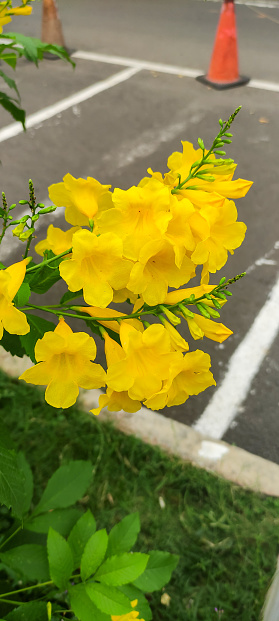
[196,74,249,90]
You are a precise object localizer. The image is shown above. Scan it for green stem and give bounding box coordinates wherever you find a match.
[0,597,25,605]
[0,574,80,599]
[26,248,72,273]
[0,525,22,551]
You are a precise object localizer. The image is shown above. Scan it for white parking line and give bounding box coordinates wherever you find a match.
[194,275,279,439]
[0,66,141,144]
[73,50,279,94]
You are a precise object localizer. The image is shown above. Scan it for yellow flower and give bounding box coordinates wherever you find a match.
[35,224,80,256]
[0,259,30,340]
[19,318,106,408]
[98,179,172,261]
[77,305,144,334]
[190,199,246,283]
[91,333,142,415]
[142,142,252,208]
[59,229,132,308]
[185,313,233,342]
[160,318,189,352]
[106,323,182,401]
[111,599,144,621]
[144,350,216,410]
[127,239,195,307]
[48,174,113,226]
[163,197,208,267]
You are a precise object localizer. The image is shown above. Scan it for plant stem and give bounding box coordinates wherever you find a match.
[0,525,22,551]
[26,248,72,272]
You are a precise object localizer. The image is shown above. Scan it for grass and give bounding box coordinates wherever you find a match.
[0,368,279,621]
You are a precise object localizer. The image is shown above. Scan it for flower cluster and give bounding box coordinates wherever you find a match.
[0,113,252,414]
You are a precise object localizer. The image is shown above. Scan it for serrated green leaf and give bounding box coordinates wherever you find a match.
[0,544,49,582]
[68,509,96,569]
[69,584,109,621]
[0,69,20,99]
[0,445,25,518]
[20,315,56,363]
[4,601,48,621]
[107,512,140,557]
[13,282,30,307]
[133,550,179,592]
[16,452,33,515]
[0,52,17,69]
[119,585,152,621]
[95,553,149,586]
[86,582,131,615]
[33,460,92,516]
[47,527,74,590]
[81,529,108,582]
[0,91,25,127]
[26,508,81,536]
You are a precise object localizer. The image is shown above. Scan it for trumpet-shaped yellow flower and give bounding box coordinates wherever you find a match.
[48,174,113,226]
[91,387,142,416]
[190,199,246,283]
[141,142,252,209]
[127,239,196,307]
[106,323,182,401]
[160,318,189,352]
[163,197,209,267]
[111,599,144,621]
[185,313,233,343]
[59,229,132,308]
[35,224,80,256]
[98,179,172,261]
[19,318,106,408]
[144,350,216,410]
[0,259,30,340]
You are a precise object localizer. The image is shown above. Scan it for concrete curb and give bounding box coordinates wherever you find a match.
[1,347,279,497]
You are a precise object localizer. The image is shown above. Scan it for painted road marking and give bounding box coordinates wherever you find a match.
[194,274,279,439]
[0,66,141,144]
[73,50,279,94]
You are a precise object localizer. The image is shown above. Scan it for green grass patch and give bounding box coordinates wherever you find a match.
[0,368,278,621]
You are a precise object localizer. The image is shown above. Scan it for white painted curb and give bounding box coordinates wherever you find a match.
[1,347,279,497]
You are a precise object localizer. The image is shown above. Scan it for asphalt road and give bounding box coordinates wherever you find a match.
[1,0,279,464]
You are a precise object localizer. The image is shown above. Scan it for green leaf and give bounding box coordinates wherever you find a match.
[95,552,149,586]
[6,33,75,67]
[69,584,109,621]
[133,550,179,592]
[16,452,33,515]
[0,91,25,127]
[47,527,74,590]
[0,69,20,99]
[13,282,31,307]
[80,529,108,582]
[0,331,26,358]
[0,544,49,582]
[119,585,152,621]
[86,582,131,615]
[0,420,14,450]
[33,460,92,516]
[20,315,56,363]
[107,512,140,557]
[26,264,61,294]
[26,507,82,536]
[0,445,25,518]
[0,52,17,69]
[68,509,96,569]
[60,289,83,305]
[4,602,48,621]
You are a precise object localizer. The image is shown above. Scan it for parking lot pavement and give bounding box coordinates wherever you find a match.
[1,0,279,466]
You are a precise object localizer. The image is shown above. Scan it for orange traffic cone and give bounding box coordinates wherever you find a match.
[41,0,66,49]
[197,0,249,89]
